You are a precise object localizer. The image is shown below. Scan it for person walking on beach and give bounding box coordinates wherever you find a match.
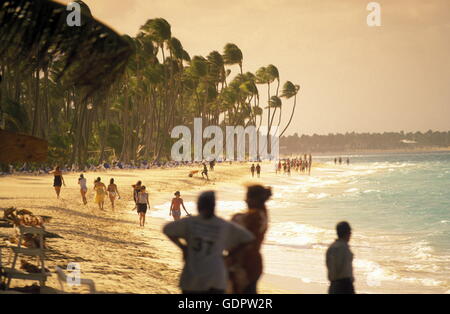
[132,181,142,209]
[94,177,107,210]
[170,191,190,221]
[78,174,88,205]
[346,158,350,165]
[137,186,150,227]
[50,166,65,199]
[201,162,209,180]
[326,221,355,294]
[250,164,255,178]
[163,191,254,294]
[256,164,261,178]
[107,178,120,210]
[209,159,216,171]
[227,185,271,294]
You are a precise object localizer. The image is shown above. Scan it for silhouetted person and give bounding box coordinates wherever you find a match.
[338,157,342,165]
[308,154,312,175]
[201,163,209,180]
[163,191,254,294]
[334,158,337,165]
[250,164,255,177]
[326,221,355,294]
[228,185,272,294]
[346,158,350,165]
[255,164,261,178]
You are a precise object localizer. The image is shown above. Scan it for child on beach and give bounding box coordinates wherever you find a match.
[107,178,120,210]
[78,174,88,205]
[163,191,254,294]
[137,186,150,227]
[170,191,190,221]
[227,185,271,294]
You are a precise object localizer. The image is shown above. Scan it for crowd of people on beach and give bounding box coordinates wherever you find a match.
[52,168,194,226]
[274,154,313,176]
[44,158,356,294]
[0,159,225,177]
[50,166,122,212]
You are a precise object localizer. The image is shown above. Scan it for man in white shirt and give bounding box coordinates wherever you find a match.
[163,191,255,294]
[325,221,355,294]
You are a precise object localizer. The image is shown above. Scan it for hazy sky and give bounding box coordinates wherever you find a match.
[60,0,450,135]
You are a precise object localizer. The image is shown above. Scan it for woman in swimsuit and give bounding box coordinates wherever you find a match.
[169,191,190,221]
[107,178,120,210]
[50,166,65,199]
[227,184,271,294]
[137,186,150,227]
[94,177,107,210]
[78,174,88,205]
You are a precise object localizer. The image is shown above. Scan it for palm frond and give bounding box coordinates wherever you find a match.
[0,0,134,96]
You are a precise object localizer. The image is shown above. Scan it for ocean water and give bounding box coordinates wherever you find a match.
[150,152,450,293]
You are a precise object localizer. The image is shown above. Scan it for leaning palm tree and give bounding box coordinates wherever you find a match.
[223,43,243,75]
[268,95,282,133]
[206,50,226,88]
[266,64,280,96]
[279,81,300,137]
[140,18,172,63]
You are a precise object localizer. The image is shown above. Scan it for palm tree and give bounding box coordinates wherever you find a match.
[0,0,133,165]
[1,3,302,164]
[140,18,172,63]
[268,95,282,133]
[223,43,243,75]
[266,65,280,131]
[280,81,300,137]
[207,51,226,89]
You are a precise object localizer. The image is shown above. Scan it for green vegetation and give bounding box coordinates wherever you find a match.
[281,131,450,154]
[0,1,299,166]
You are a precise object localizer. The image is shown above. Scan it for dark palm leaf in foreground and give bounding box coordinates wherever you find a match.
[0,0,134,96]
[0,0,134,163]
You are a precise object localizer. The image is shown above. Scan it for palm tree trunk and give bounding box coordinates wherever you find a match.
[280,95,297,137]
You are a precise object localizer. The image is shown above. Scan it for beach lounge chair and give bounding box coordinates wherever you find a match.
[1,225,50,290]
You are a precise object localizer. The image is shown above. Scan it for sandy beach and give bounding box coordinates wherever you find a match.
[2,157,448,294]
[0,162,288,293]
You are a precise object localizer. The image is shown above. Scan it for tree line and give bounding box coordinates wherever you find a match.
[0,2,300,167]
[280,131,450,154]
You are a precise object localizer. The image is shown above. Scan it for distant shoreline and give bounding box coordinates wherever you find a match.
[282,146,450,157]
